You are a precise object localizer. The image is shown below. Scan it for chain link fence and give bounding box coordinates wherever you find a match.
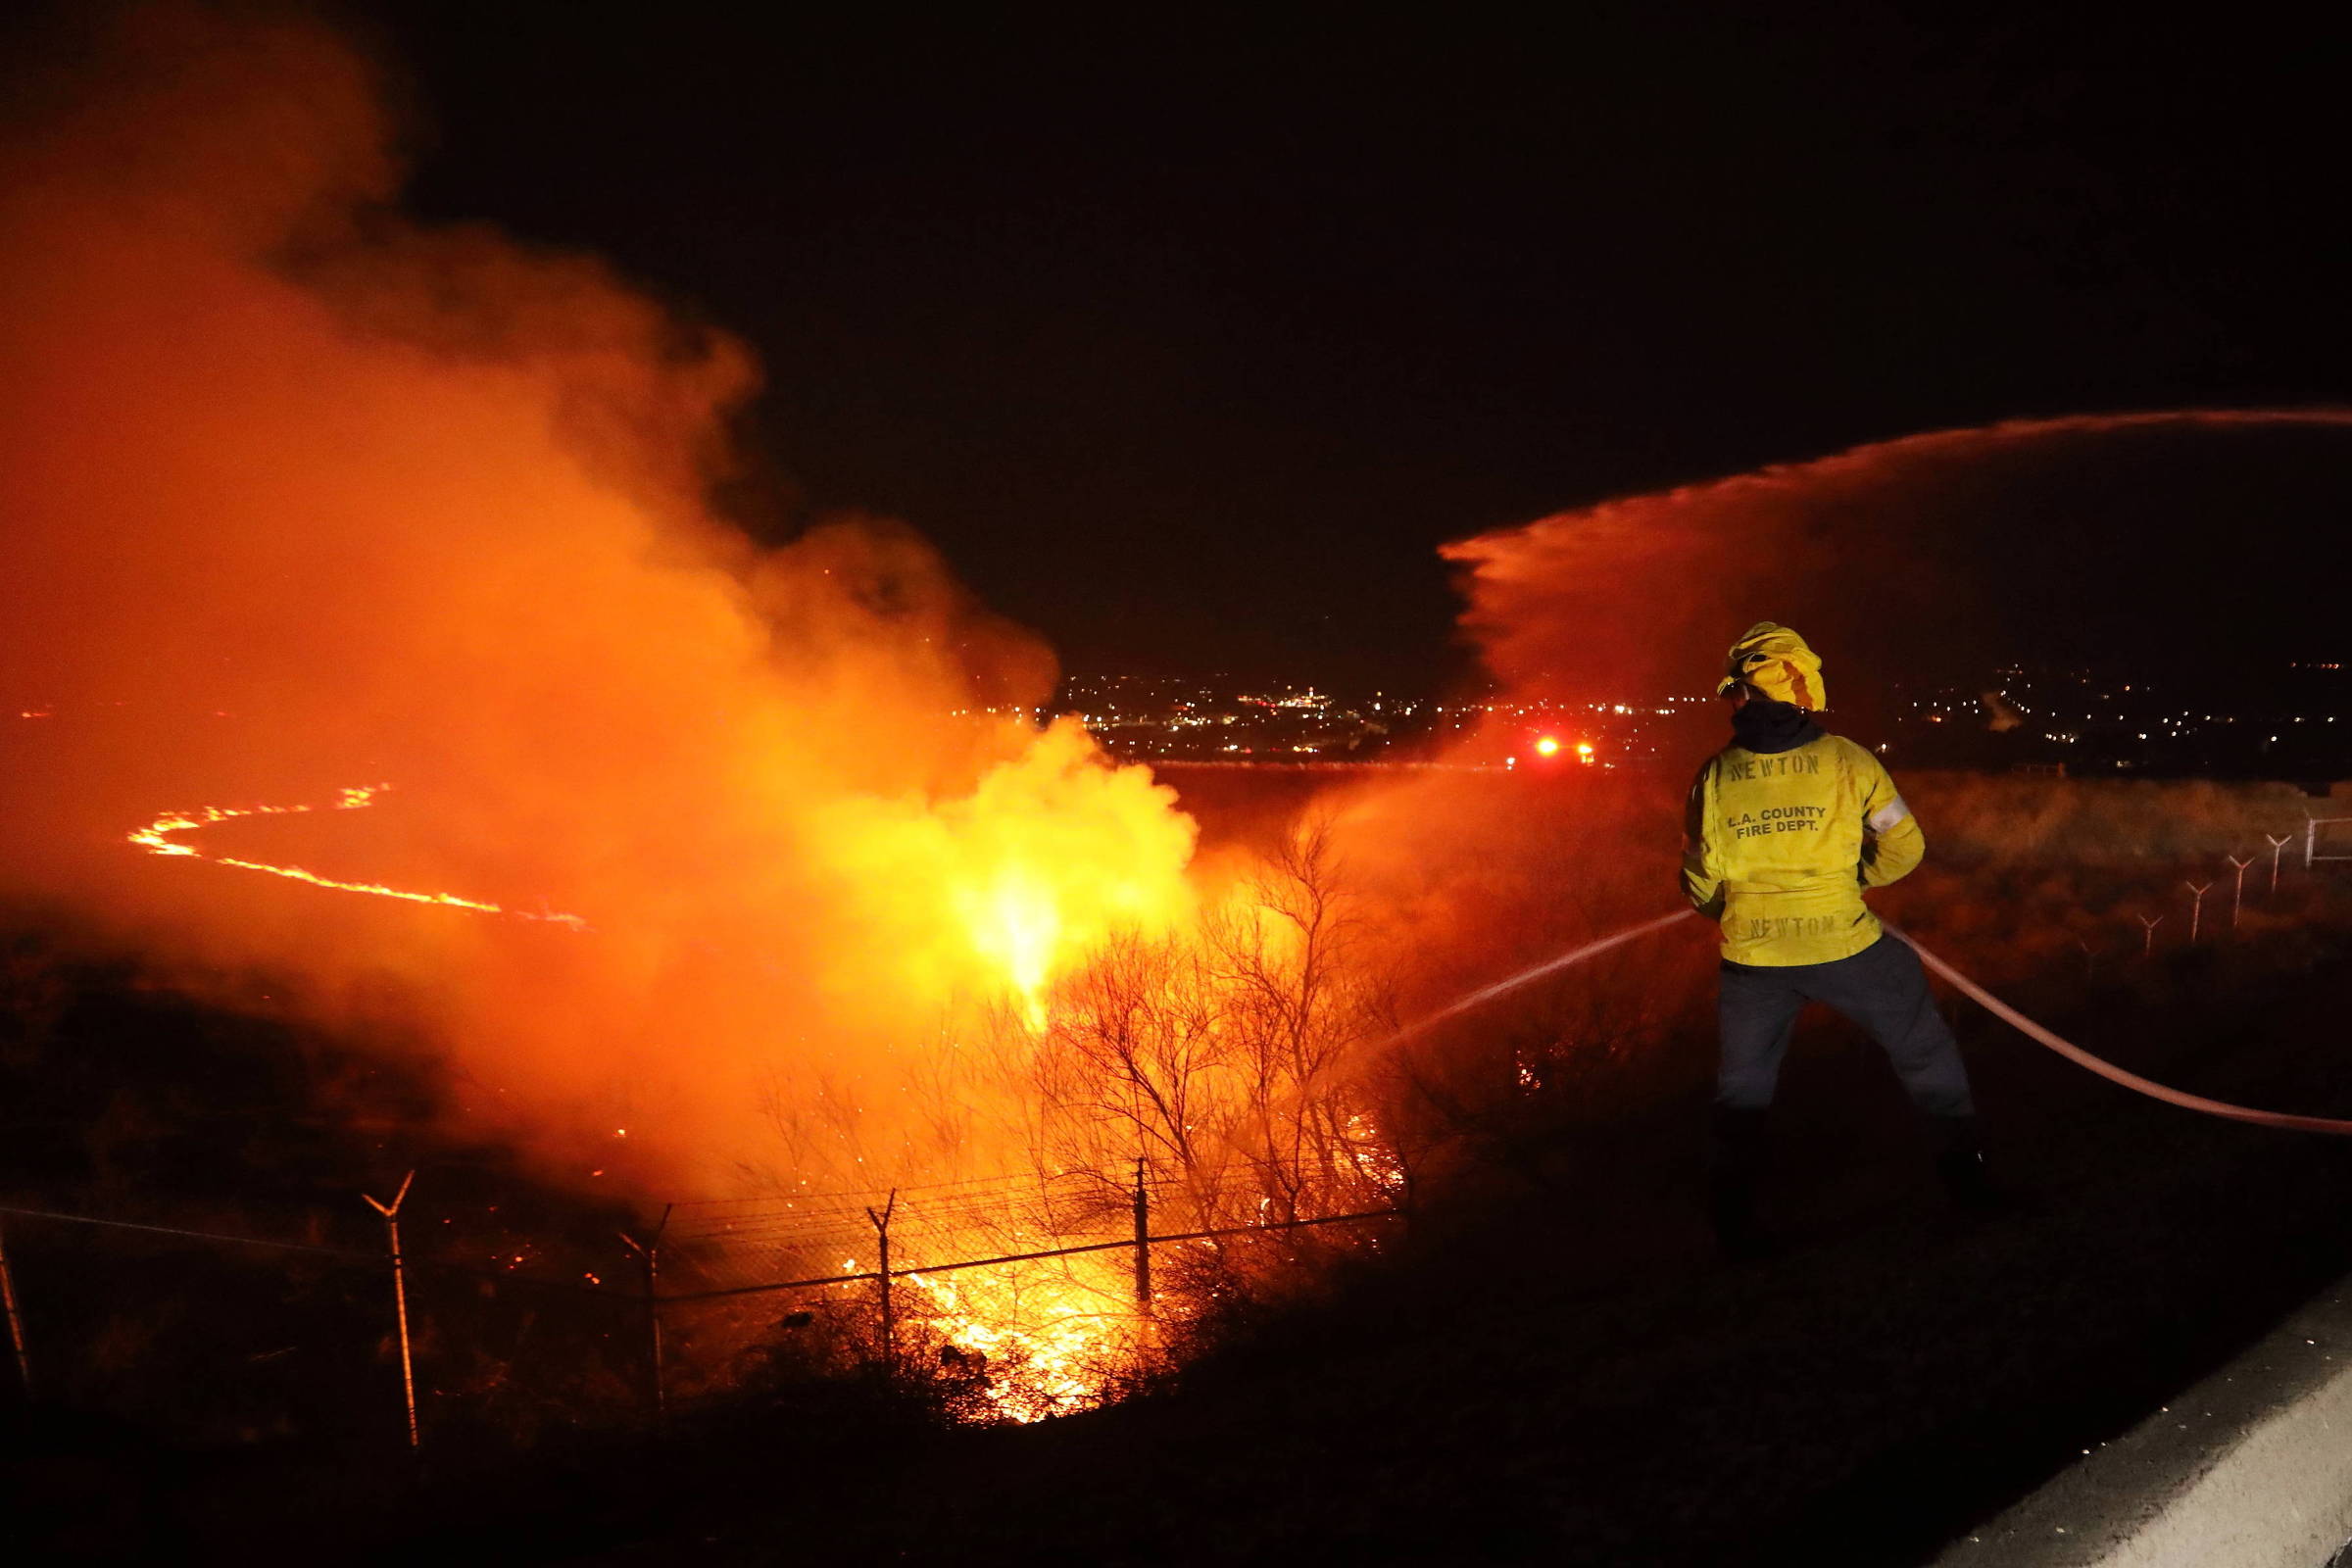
[0,1165,1403,1447]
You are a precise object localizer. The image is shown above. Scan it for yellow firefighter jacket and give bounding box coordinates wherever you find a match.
[1680,731,1923,965]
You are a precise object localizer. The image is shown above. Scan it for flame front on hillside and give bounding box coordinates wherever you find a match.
[127,784,590,927]
[906,1254,1150,1422]
[0,6,1423,1429]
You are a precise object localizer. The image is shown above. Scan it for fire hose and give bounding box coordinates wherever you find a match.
[1881,920,2352,1137]
[1398,909,2352,1138]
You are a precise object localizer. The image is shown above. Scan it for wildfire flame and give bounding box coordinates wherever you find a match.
[126,784,590,929]
[120,752,1194,1039]
[905,1254,1146,1423]
[0,8,1360,1406]
[962,872,1062,1028]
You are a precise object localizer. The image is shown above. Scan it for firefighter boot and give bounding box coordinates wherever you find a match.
[1708,1105,1777,1261]
[1929,1114,2007,1216]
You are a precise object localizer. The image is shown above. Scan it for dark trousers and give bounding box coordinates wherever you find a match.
[1715,934,1975,1119]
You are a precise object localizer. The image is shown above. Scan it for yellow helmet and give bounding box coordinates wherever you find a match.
[1717,621,1826,710]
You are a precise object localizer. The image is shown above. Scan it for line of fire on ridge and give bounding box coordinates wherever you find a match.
[126,784,590,929]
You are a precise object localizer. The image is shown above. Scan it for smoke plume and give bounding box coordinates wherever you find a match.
[0,5,1198,1190]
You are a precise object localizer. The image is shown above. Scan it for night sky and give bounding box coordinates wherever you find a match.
[359,5,2345,689]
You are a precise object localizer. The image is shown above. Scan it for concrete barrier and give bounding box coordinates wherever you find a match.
[1936,1277,2352,1566]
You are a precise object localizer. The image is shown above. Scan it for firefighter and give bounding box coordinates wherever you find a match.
[1680,622,1995,1256]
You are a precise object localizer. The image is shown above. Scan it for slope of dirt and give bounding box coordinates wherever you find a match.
[518,932,2352,1567]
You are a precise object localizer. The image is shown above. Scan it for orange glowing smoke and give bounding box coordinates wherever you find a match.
[0,8,1198,1189]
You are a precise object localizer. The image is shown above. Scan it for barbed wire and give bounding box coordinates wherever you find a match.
[654,1206,1406,1304]
[0,1174,1405,1305]
[665,1162,1344,1241]
[667,1168,1069,1209]
[0,1202,622,1299]
[0,1202,368,1259]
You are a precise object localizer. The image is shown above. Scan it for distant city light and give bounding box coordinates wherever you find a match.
[1044,662,2351,773]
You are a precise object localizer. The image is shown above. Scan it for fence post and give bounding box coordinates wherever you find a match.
[2227,856,2253,933]
[361,1171,418,1450]
[2183,882,2211,945]
[2267,833,2293,895]
[1132,1156,1153,1316]
[0,1217,29,1400]
[619,1203,672,1427]
[864,1192,897,1373]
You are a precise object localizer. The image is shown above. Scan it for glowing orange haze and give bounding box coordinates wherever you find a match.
[0,8,1198,1189]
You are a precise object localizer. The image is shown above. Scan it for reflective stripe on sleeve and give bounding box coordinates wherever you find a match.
[1867,797,1911,834]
